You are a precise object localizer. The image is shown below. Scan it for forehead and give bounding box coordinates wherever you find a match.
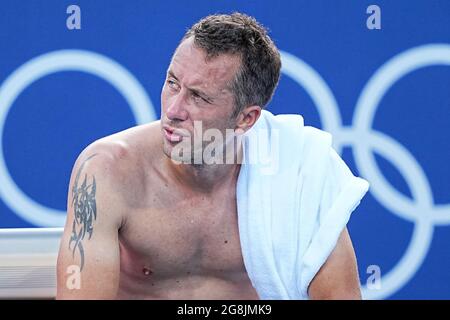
[170,37,240,92]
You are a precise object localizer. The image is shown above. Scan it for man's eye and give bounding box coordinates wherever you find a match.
[167,79,178,90]
[192,92,209,103]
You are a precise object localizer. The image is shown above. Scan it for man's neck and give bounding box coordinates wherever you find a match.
[164,142,244,194]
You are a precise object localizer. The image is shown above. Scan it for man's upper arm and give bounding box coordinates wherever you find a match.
[56,150,123,299]
[307,227,362,300]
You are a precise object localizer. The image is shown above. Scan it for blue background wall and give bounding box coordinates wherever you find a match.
[0,1,449,299]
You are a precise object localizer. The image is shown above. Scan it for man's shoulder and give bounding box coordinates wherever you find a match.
[73,120,161,184]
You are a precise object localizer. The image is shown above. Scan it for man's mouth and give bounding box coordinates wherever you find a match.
[162,126,187,143]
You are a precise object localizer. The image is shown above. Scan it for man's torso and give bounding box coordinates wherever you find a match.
[98,122,258,299]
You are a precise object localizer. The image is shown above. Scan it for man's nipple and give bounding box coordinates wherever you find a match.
[142,267,153,276]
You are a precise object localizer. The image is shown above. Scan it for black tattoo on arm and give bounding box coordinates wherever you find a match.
[69,154,98,271]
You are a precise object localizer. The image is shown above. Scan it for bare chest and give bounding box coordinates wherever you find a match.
[119,192,247,280]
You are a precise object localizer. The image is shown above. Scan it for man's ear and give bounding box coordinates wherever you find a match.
[235,106,261,134]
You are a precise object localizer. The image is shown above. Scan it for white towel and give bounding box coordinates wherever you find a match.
[236,110,369,299]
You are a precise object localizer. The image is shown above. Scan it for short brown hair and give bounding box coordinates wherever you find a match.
[183,13,282,117]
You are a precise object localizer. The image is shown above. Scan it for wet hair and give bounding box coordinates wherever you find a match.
[183,13,282,117]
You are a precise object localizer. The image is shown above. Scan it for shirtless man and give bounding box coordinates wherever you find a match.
[56,13,361,299]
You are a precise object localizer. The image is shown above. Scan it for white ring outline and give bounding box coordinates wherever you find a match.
[0,50,156,227]
[280,50,343,152]
[352,44,450,299]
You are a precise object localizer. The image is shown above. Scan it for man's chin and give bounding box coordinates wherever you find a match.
[162,141,189,164]
[162,142,174,159]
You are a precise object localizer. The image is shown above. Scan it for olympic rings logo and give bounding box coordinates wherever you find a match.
[0,44,449,299]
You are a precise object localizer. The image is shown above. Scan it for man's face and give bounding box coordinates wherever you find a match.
[160,37,241,163]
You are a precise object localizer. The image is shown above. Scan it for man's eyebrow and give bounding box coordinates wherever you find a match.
[167,70,178,80]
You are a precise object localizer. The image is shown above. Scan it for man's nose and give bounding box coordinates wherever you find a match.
[166,93,189,121]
